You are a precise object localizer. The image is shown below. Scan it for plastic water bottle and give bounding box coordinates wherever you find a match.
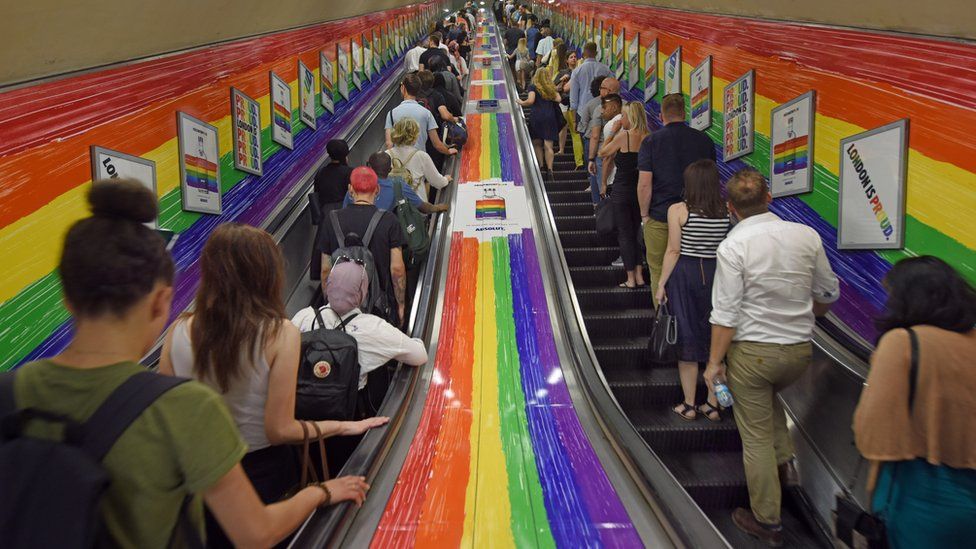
[714,379,734,408]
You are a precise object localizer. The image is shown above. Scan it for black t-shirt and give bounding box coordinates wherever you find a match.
[319,204,403,308]
[504,28,524,54]
[437,87,463,117]
[419,47,451,72]
[418,89,448,124]
[313,163,353,205]
[637,122,716,222]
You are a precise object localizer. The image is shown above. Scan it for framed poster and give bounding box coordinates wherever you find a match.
[336,43,350,101]
[319,51,335,114]
[270,71,294,150]
[298,61,317,130]
[597,20,604,63]
[723,69,755,161]
[176,112,222,215]
[615,29,625,81]
[770,91,816,198]
[664,46,681,95]
[350,39,363,90]
[372,29,383,74]
[90,146,158,228]
[689,56,712,131]
[628,33,640,91]
[230,88,263,176]
[838,119,909,250]
[644,39,658,103]
[361,33,373,82]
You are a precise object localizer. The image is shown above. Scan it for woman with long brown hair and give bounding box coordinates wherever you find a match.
[517,66,566,174]
[159,223,387,546]
[655,159,731,422]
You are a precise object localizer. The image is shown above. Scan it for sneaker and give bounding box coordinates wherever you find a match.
[778,459,800,488]
[731,508,784,547]
[611,256,623,267]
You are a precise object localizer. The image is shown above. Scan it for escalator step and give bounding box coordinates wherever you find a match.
[563,246,621,266]
[569,265,624,287]
[551,171,590,182]
[576,286,652,311]
[603,366,709,409]
[583,309,655,338]
[546,189,592,204]
[552,202,597,217]
[544,179,591,193]
[555,215,596,232]
[592,337,659,370]
[628,407,742,452]
[557,230,616,248]
[552,161,577,171]
[659,451,749,511]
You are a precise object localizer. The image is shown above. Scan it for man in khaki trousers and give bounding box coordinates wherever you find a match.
[704,169,840,547]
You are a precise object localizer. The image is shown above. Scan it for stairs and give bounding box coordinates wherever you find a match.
[516,91,829,548]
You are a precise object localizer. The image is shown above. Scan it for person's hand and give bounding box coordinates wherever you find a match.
[655,285,667,305]
[433,203,450,213]
[321,476,369,507]
[588,161,597,175]
[345,416,390,435]
[611,119,623,133]
[398,304,406,326]
[600,183,608,197]
[703,361,727,388]
[448,147,459,155]
[445,174,454,183]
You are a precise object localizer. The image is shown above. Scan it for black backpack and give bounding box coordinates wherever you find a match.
[295,307,360,421]
[329,209,394,323]
[0,371,201,549]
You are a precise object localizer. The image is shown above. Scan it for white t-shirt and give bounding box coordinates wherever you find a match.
[291,307,428,389]
[535,36,554,62]
[405,45,426,73]
[387,145,451,202]
[603,113,622,185]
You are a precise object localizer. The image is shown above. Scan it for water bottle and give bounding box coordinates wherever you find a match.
[714,379,734,408]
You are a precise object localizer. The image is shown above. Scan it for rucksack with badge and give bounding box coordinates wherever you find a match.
[392,180,430,269]
[328,209,395,324]
[0,371,202,549]
[295,307,360,421]
[388,148,421,192]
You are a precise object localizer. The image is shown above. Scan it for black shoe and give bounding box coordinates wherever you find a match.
[732,508,784,547]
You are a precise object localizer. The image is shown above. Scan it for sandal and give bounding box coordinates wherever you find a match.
[619,282,637,289]
[698,402,722,422]
[672,402,697,421]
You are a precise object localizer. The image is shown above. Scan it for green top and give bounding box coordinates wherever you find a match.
[14,360,247,548]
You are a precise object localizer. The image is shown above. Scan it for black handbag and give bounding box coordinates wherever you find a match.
[832,328,921,549]
[647,301,679,363]
[594,197,616,236]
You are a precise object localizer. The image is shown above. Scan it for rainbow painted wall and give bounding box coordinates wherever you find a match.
[542,1,976,344]
[0,2,444,372]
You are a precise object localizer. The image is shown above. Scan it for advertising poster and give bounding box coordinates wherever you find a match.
[664,46,681,95]
[628,33,640,91]
[230,87,263,176]
[372,29,383,74]
[689,56,712,131]
[723,69,755,161]
[350,38,363,90]
[644,39,658,103]
[615,29,625,81]
[90,146,158,228]
[838,119,909,250]
[597,21,604,63]
[270,71,294,150]
[770,91,816,198]
[455,181,531,239]
[320,51,335,114]
[177,112,221,215]
[362,33,374,82]
[604,25,613,67]
[336,43,350,101]
[298,61,317,129]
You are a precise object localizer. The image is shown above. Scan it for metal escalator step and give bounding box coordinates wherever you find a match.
[555,215,596,232]
[592,337,659,370]
[569,265,623,286]
[576,286,652,311]
[553,153,576,162]
[546,189,592,204]
[543,179,591,193]
[628,407,742,452]
[582,308,655,338]
[551,171,590,182]
[563,246,621,266]
[603,367,710,409]
[557,230,616,248]
[552,161,577,171]
[551,202,597,217]
[659,451,749,511]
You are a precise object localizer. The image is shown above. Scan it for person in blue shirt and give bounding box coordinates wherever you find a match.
[344,153,449,215]
[525,17,540,59]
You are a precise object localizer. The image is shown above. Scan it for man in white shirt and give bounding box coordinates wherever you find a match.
[404,41,427,73]
[704,169,840,546]
[535,25,554,65]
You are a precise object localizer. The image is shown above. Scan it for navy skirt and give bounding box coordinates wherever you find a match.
[665,255,716,363]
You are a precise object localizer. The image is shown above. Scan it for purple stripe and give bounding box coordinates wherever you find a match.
[20,56,405,366]
[496,114,523,185]
[518,229,641,547]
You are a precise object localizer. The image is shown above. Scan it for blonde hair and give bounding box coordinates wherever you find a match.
[391,117,420,147]
[624,102,649,135]
[516,37,528,53]
[533,67,558,101]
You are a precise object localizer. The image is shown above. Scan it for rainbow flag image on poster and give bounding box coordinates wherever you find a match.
[628,33,640,90]
[476,197,506,219]
[185,154,218,193]
[614,30,625,80]
[336,44,350,101]
[644,39,658,103]
[773,135,810,174]
[689,56,711,131]
[320,51,335,114]
[273,101,291,134]
[692,88,709,118]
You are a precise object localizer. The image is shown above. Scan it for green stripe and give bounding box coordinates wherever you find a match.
[493,237,556,548]
[490,114,501,179]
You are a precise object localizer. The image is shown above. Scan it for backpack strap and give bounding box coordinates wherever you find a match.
[906,328,921,411]
[81,372,189,461]
[393,180,406,209]
[330,209,346,249]
[0,373,15,420]
[405,148,420,165]
[362,210,384,248]
[336,313,359,332]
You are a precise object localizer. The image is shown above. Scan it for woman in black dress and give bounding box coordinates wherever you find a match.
[598,102,649,288]
[516,66,565,175]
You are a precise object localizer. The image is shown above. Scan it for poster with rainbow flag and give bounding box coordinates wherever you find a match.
[319,51,335,115]
[230,87,262,176]
[336,44,350,101]
[627,33,640,91]
[177,112,221,215]
[644,39,658,103]
[351,38,363,90]
[298,60,317,130]
[723,69,755,161]
[270,71,294,150]
[664,46,681,95]
[770,91,816,197]
[614,29,625,81]
[372,29,383,74]
[689,55,712,131]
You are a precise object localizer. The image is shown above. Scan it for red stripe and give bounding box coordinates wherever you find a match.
[184,155,218,171]
[773,135,809,154]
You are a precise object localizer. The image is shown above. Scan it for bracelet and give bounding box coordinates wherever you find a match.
[314,482,332,506]
[588,157,596,162]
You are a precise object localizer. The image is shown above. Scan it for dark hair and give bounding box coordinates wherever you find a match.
[402,73,422,96]
[430,31,443,45]
[326,139,349,163]
[726,168,769,218]
[416,70,435,90]
[589,75,607,98]
[60,179,173,318]
[683,160,727,219]
[876,256,976,336]
[601,93,622,110]
[583,41,597,58]
[190,223,286,393]
[368,151,393,178]
[553,43,569,71]
[661,93,685,120]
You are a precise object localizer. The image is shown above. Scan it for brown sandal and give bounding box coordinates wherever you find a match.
[698,402,722,422]
[672,402,697,421]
